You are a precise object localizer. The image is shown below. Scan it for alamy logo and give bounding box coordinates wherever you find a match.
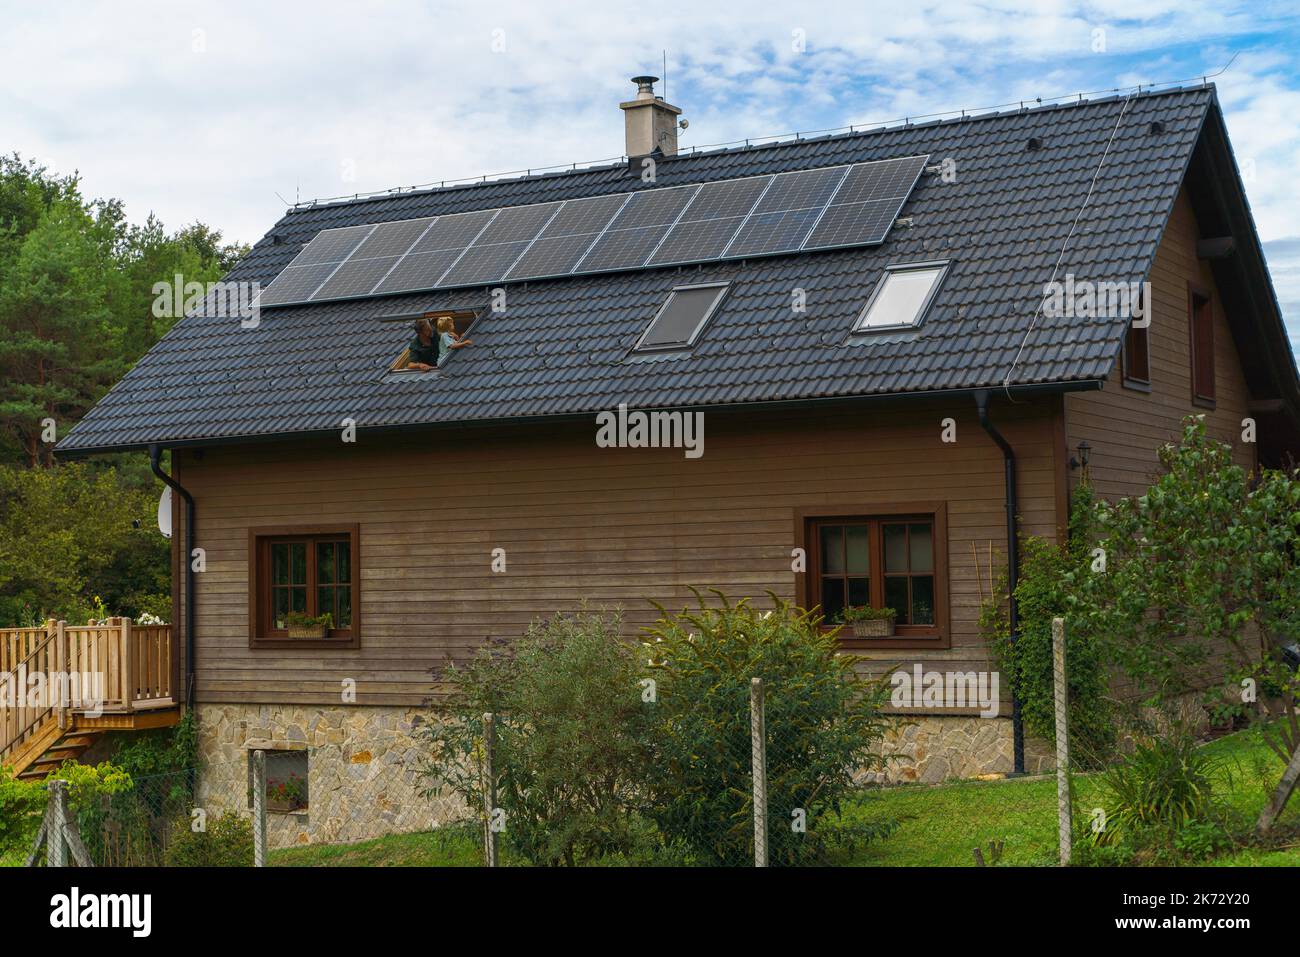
[0,668,104,717]
[890,665,1000,717]
[50,887,151,938]
[595,403,704,459]
[152,273,262,328]
[1042,274,1151,324]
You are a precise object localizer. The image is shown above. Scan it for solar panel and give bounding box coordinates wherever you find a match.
[648,176,771,265]
[505,194,629,280]
[291,224,376,265]
[372,248,466,295]
[438,240,532,287]
[408,209,498,254]
[349,217,435,259]
[258,156,929,306]
[575,185,698,272]
[723,166,850,257]
[313,255,403,300]
[803,155,928,249]
[724,207,824,258]
[256,262,342,306]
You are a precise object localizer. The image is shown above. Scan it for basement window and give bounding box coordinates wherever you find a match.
[853,262,948,333]
[633,282,729,354]
[249,749,309,814]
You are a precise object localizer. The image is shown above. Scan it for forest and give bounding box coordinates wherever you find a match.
[0,153,247,626]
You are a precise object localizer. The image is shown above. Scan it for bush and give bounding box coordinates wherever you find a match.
[1091,728,1225,850]
[163,811,253,866]
[644,591,893,866]
[0,767,45,861]
[420,607,656,866]
[983,483,1116,764]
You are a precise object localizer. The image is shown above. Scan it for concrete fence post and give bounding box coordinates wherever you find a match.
[483,712,498,867]
[1052,617,1072,866]
[750,677,768,868]
[252,749,267,867]
[48,780,68,867]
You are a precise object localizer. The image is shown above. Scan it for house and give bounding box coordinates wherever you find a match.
[53,77,1300,844]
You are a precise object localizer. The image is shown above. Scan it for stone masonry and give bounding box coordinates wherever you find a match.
[196,704,1052,847]
[195,703,463,849]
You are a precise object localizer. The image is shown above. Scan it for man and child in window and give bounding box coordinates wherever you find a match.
[407,314,471,371]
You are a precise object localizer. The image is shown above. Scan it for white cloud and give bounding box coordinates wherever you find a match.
[2,0,1298,346]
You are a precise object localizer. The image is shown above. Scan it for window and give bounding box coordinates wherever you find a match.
[853,262,947,333]
[1189,285,1215,406]
[633,282,728,353]
[800,506,948,647]
[249,525,360,648]
[389,310,477,373]
[1121,319,1151,388]
[250,749,309,814]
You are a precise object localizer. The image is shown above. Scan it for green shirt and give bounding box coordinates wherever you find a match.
[408,335,439,367]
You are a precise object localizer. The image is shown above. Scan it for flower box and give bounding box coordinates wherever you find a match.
[287,624,328,639]
[851,616,896,638]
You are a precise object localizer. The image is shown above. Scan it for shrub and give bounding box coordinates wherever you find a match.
[643,591,893,866]
[0,767,45,861]
[420,607,655,866]
[1093,729,1223,844]
[983,483,1116,764]
[163,811,254,866]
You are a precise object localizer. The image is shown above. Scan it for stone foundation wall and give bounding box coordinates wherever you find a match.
[195,703,462,849]
[195,704,1058,848]
[875,715,1055,783]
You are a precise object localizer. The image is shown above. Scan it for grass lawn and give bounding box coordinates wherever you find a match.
[269,724,1300,867]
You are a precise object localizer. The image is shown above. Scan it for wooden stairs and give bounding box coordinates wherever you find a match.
[1,618,180,780]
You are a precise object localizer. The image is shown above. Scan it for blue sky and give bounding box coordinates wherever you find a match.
[3,0,1299,348]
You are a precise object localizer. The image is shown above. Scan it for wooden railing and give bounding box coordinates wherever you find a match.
[1,618,175,762]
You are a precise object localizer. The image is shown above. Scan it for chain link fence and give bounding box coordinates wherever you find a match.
[10,628,1298,868]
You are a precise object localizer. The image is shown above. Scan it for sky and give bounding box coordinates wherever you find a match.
[3,0,1300,348]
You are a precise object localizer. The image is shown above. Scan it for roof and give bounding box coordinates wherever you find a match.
[59,85,1248,454]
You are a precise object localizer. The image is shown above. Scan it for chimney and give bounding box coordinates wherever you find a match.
[620,75,683,158]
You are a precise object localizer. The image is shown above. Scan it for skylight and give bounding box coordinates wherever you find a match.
[634,282,729,353]
[854,262,948,332]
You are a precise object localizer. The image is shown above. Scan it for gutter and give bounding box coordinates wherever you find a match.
[974,391,1026,775]
[149,444,196,707]
[56,378,1104,459]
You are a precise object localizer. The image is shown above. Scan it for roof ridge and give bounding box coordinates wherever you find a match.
[287,83,1215,214]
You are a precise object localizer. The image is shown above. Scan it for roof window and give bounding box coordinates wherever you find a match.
[633,282,728,353]
[854,262,948,333]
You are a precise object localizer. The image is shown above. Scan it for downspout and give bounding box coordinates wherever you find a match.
[974,392,1025,775]
[150,444,196,707]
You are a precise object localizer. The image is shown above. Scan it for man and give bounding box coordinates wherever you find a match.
[406,316,440,371]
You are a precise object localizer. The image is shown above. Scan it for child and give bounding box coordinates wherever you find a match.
[437,315,472,364]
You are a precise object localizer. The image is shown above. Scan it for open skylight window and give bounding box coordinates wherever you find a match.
[854,262,948,333]
[633,282,729,353]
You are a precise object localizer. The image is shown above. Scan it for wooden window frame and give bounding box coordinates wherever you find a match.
[1188,281,1216,408]
[793,503,950,650]
[248,524,361,650]
[1120,322,1151,391]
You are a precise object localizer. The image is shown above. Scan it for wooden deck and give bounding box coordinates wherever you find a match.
[0,618,180,780]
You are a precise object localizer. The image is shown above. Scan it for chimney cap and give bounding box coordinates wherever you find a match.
[631,75,659,96]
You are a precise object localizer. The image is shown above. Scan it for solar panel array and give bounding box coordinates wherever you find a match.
[257,154,929,307]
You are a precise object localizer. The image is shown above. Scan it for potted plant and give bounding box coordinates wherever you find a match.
[839,605,897,638]
[266,773,307,812]
[284,611,332,639]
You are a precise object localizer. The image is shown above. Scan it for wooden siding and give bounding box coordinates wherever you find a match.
[182,398,1058,708]
[1065,186,1256,500]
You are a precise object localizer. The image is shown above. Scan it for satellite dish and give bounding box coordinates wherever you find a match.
[157,488,172,538]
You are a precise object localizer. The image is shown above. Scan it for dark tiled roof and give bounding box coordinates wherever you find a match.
[58,86,1216,453]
